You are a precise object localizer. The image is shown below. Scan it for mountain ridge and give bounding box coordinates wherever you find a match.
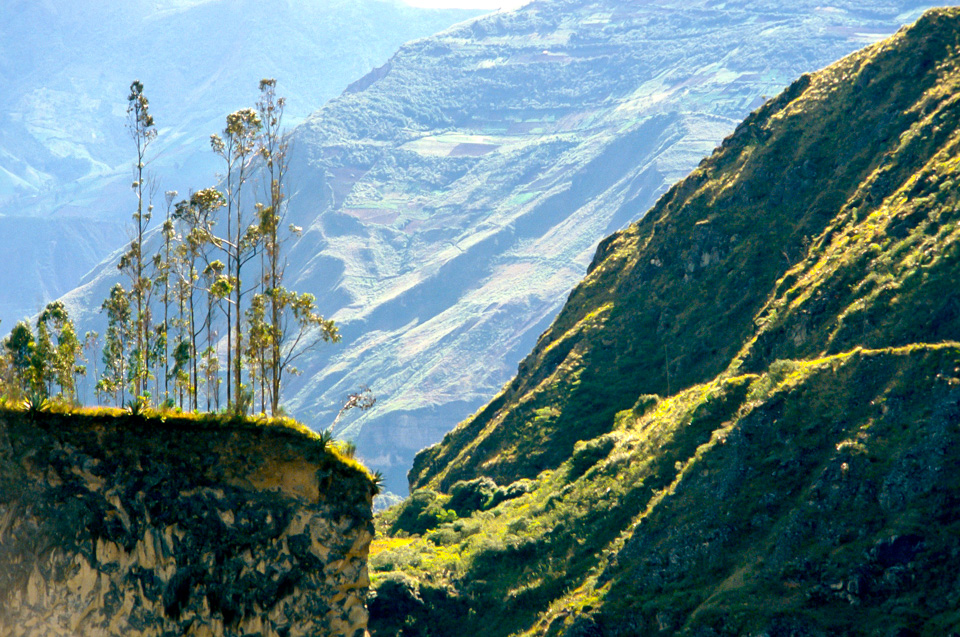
[409,7,960,491]
[275,0,951,495]
[370,9,960,634]
[48,0,955,497]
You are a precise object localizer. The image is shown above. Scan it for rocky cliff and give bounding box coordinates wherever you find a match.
[0,409,377,637]
[371,8,960,635]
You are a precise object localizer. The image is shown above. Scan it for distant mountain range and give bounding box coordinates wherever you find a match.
[55,0,952,496]
[0,0,480,324]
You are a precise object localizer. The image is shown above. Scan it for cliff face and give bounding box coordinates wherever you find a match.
[0,411,376,637]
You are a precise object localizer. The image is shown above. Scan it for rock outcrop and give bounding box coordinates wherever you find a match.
[0,410,376,637]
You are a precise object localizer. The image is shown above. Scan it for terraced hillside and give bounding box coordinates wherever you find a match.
[372,9,960,635]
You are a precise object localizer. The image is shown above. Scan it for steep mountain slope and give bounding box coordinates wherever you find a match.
[269,0,948,495]
[371,9,960,635]
[57,0,949,497]
[0,0,479,326]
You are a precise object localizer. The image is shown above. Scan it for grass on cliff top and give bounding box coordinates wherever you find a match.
[0,402,379,490]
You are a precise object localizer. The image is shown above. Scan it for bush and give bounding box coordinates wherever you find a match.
[568,434,618,480]
[488,478,536,508]
[389,489,457,535]
[447,477,499,516]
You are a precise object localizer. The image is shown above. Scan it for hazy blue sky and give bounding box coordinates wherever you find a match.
[401,0,528,8]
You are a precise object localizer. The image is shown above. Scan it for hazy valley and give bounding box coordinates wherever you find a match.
[0,0,480,326]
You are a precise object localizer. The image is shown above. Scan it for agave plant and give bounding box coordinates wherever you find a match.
[23,389,49,417]
[318,429,334,449]
[126,395,149,417]
[372,470,385,495]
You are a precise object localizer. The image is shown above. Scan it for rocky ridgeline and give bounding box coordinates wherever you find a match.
[0,411,376,637]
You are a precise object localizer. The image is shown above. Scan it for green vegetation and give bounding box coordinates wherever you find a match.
[371,9,960,635]
[1,302,86,405]
[261,0,927,495]
[409,7,960,492]
[10,79,343,417]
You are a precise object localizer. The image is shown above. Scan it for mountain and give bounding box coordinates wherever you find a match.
[0,0,480,325]
[270,0,947,494]
[369,8,960,634]
[55,0,950,497]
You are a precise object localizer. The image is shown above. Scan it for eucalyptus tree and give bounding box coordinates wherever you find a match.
[158,190,178,400]
[201,259,227,410]
[83,331,100,404]
[34,302,83,402]
[120,80,158,399]
[100,284,132,405]
[261,288,339,414]
[5,322,35,396]
[252,79,340,414]
[32,313,55,396]
[211,108,262,407]
[244,292,269,413]
[173,188,225,410]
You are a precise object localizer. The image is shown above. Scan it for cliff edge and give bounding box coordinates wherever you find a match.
[0,409,377,637]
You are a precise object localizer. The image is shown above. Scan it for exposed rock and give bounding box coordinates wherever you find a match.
[0,411,376,637]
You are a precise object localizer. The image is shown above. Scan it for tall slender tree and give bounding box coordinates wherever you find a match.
[211,108,262,408]
[120,80,158,400]
[34,302,83,402]
[100,284,132,405]
[256,78,290,413]
[159,190,178,401]
[173,188,225,410]
[32,315,55,396]
[83,331,100,404]
[6,322,35,397]
[202,259,227,410]
[251,79,340,414]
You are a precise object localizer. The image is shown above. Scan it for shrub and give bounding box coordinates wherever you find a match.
[447,477,499,516]
[568,433,618,480]
[390,489,457,535]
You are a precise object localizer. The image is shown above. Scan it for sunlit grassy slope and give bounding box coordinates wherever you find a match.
[410,7,960,491]
[372,9,960,635]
